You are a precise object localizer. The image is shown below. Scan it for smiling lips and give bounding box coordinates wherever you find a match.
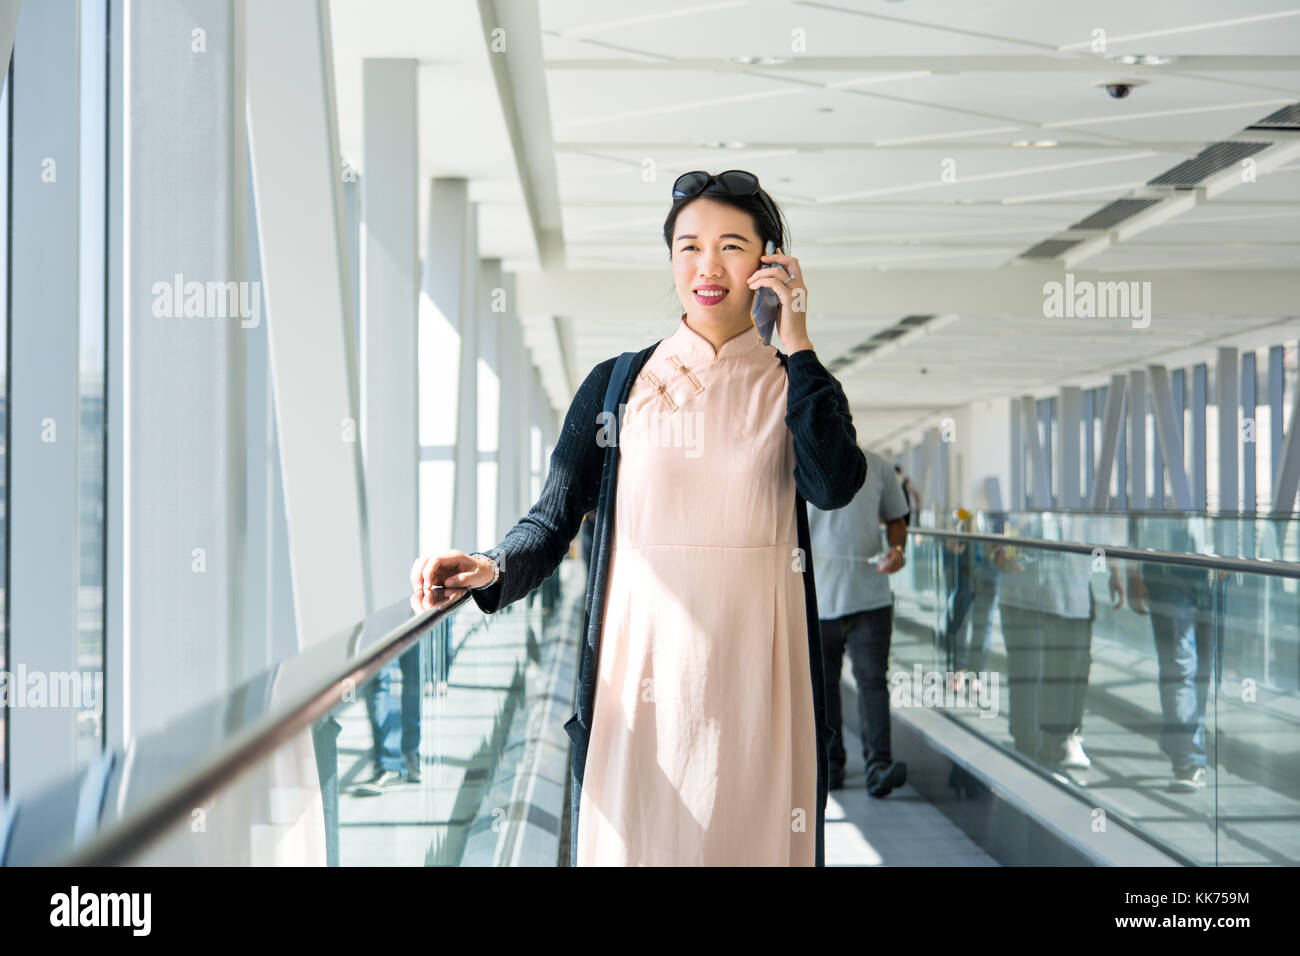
[693,284,728,306]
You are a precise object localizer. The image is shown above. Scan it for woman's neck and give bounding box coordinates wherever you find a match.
[683,312,753,354]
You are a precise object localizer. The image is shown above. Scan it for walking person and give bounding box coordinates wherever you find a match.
[350,643,423,795]
[994,520,1122,776]
[411,170,866,865]
[808,449,911,796]
[1126,517,1222,792]
[894,464,921,525]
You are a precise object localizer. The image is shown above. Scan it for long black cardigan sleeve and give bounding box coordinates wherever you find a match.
[469,356,616,614]
[470,346,865,615]
[783,348,867,510]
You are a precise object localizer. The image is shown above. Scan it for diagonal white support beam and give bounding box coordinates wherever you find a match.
[1090,374,1127,510]
[1148,365,1192,510]
[1271,368,1300,514]
[1059,386,1083,509]
[1019,397,1051,509]
[247,0,370,641]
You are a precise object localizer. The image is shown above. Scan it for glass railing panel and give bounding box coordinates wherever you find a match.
[1213,569,1300,865]
[16,559,582,867]
[894,528,1299,866]
[331,591,538,866]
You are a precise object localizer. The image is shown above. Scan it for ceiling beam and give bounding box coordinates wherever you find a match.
[517,266,1300,319]
[477,0,566,267]
[542,56,1300,73]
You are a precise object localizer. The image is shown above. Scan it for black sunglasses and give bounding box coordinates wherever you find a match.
[671,169,779,238]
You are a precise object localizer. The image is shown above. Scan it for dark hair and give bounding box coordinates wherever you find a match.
[662,171,790,258]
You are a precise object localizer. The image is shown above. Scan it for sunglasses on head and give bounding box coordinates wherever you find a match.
[671,169,779,240]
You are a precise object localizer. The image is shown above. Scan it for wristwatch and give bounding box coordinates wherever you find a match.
[468,552,500,589]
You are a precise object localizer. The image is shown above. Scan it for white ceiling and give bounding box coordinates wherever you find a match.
[331,0,1300,449]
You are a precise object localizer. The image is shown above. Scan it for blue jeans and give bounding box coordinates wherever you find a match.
[1140,566,1220,773]
[364,642,423,771]
[955,556,998,673]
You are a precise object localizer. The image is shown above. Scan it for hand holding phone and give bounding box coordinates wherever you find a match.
[750,239,787,346]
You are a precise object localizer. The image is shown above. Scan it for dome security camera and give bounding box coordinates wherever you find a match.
[1094,77,1147,99]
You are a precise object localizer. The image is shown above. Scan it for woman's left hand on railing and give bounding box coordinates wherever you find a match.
[410,550,495,592]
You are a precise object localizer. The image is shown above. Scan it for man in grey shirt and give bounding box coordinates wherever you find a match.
[808,448,911,796]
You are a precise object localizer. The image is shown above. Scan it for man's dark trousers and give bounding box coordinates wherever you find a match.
[820,605,894,774]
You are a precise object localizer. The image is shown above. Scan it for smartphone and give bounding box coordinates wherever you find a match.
[750,239,787,346]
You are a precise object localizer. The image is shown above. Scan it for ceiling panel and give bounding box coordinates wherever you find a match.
[331,0,1300,433]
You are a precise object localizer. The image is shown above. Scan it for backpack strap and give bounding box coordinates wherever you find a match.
[602,351,637,425]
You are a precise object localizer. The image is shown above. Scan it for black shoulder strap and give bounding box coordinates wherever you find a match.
[603,351,637,421]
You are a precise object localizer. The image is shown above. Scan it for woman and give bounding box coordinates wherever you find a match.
[411,169,866,866]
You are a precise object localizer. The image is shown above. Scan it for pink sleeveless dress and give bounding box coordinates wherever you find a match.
[575,315,817,866]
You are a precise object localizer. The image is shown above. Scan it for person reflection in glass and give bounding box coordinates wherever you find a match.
[993,537,1123,776]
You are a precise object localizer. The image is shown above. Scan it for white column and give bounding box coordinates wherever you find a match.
[451,205,480,550]
[1216,347,1240,512]
[1058,386,1083,508]
[360,58,418,608]
[8,0,81,795]
[117,0,247,741]
[477,258,503,548]
[496,277,523,537]
[1127,369,1148,510]
[418,178,470,554]
[246,0,369,641]
[529,370,545,502]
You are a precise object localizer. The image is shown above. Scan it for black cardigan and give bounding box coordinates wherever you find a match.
[470,339,867,865]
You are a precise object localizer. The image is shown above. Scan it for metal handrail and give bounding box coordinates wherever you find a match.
[979,507,1300,519]
[908,527,1300,578]
[60,589,475,866]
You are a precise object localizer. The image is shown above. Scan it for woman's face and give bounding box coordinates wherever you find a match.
[670,197,764,328]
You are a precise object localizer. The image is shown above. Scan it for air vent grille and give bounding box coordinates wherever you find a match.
[1070,198,1161,231]
[1020,238,1084,260]
[1147,141,1269,186]
[1249,102,1300,129]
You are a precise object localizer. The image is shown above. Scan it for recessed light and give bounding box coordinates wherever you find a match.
[731,56,788,66]
[817,106,834,112]
[1011,139,1058,148]
[1107,53,1177,66]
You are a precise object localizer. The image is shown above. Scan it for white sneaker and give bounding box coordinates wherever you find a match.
[1060,732,1091,769]
[1170,766,1207,792]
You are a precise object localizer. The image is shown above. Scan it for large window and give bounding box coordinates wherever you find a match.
[76,0,108,766]
[1,0,109,797]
